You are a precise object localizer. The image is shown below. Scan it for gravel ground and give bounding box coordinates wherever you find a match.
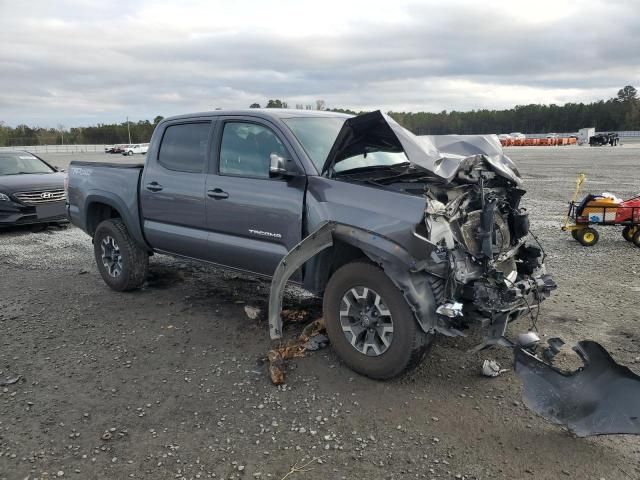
[1,146,639,480]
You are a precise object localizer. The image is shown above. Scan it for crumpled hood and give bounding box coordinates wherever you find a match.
[0,172,65,194]
[322,110,522,185]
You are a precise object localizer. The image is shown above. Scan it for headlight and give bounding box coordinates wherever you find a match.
[0,193,10,201]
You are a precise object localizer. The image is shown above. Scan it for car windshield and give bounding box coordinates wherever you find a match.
[0,153,55,175]
[283,117,408,173]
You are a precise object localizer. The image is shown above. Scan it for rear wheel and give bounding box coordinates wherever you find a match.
[575,227,599,247]
[93,219,148,291]
[323,261,434,379]
[632,230,640,248]
[622,226,636,242]
[571,229,580,240]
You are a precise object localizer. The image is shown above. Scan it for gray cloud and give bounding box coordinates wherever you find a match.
[0,0,638,126]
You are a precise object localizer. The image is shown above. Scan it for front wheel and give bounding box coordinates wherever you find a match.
[323,261,434,379]
[93,219,149,291]
[632,230,640,248]
[575,227,599,246]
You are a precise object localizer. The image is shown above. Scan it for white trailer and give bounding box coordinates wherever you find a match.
[578,127,595,145]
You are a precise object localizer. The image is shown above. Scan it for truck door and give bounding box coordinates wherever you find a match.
[205,117,305,277]
[140,120,214,259]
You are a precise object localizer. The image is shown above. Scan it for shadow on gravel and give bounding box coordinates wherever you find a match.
[144,265,187,289]
[0,222,68,235]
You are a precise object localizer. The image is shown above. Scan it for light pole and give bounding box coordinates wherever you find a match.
[127,116,131,144]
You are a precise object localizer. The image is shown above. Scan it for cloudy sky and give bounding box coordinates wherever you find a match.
[0,0,638,127]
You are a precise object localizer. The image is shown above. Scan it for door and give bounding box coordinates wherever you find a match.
[205,118,306,277]
[140,121,213,259]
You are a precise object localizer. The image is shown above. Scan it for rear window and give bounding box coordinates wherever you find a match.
[158,123,210,173]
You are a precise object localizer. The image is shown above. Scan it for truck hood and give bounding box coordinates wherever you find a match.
[322,110,522,186]
[0,172,65,194]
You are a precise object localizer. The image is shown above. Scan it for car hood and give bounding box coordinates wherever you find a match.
[322,110,522,185]
[0,172,65,194]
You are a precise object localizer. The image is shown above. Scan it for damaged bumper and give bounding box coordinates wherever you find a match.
[514,340,640,436]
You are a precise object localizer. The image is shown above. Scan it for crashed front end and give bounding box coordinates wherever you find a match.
[413,152,557,348]
[269,110,639,437]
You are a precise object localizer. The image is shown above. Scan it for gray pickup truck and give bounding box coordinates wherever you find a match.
[67,109,556,380]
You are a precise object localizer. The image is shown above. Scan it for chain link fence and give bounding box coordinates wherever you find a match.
[0,144,108,153]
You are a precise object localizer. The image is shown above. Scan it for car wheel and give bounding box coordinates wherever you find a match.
[93,218,149,291]
[323,261,434,379]
[127,151,133,156]
[622,226,636,242]
[576,227,599,247]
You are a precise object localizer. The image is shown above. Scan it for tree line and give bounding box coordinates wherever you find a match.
[0,86,637,146]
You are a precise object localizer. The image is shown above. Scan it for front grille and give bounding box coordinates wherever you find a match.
[14,189,66,205]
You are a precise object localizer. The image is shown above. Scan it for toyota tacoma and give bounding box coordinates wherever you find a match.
[66,109,639,435]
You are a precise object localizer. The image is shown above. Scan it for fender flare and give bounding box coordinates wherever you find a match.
[268,221,454,340]
[84,192,149,250]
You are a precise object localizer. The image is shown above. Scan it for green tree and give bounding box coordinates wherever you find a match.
[153,115,164,124]
[249,103,261,108]
[617,85,638,103]
[266,99,287,108]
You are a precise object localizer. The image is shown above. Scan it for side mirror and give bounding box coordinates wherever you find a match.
[269,153,294,177]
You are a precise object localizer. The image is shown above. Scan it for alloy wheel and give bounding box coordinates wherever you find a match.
[339,286,394,356]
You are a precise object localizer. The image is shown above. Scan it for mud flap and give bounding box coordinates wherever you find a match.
[514,340,640,436]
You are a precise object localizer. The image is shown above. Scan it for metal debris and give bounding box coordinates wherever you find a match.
[481,360,508,377]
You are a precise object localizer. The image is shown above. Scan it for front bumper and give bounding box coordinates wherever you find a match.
[459,272,557,351]
[514,339,640,436]
[0,201,68,226]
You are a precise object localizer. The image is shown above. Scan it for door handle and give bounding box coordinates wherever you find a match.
[145,182,163,192]
[207,188,229,199]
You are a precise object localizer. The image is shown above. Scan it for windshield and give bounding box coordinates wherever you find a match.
[283,117,408,173]
[0,153,55,175]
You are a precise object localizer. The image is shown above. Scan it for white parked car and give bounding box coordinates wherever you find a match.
[509,132,526,139]
[122,144,149,155]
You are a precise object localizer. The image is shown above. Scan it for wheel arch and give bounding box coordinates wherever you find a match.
[84,193,150,251]
[268,221,450,340]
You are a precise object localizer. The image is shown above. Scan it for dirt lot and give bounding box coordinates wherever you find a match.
[1,146,639,480]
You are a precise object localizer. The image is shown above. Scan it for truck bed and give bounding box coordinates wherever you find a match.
[67,160,147,248]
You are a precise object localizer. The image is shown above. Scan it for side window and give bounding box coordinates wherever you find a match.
[219,122,288,178]
[158,123,210,173]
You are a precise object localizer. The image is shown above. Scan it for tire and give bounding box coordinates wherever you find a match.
[127,151,133,156]
[571,229,580,240]
[93,219,149,291]
[633,230,640,248]
[575,227,599,247]
[323,261,434,379]
[622,226,636,242]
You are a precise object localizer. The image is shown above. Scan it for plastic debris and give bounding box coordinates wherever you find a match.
[0,375,21,386]
[304,334,329,351]
[436,302,463,318]
[481,360,508,377]
[244,305,262,320]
